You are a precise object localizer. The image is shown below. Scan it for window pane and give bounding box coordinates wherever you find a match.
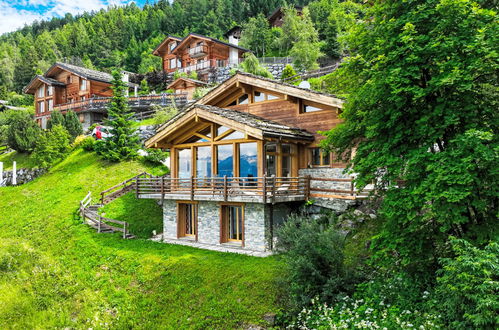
[322,151,330,165]
[178,149,191,178]
[281,143,291,154]
[221,130,245,140]
[266,154,276,176]
[254,91,265,102]
[303,104,323,112]
[239,143,257,178]
[265,143,277,153]
[282,155,291,177]
[267,93,279,100]
[228,206,242,241]
[196,146,211,178]
[217,144,233,177]
[217,126,230,136]
[311,148,321,166]
[238,94,249,104]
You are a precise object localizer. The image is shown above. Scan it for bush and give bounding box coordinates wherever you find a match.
[193,87,210,100]
[276,214,349,310]
[64,110,83,141]
[143,148,169,165]
[238,53,273,78]
[47,111,65,129]
[433,238,499,329]
[281,64,300,84]
[32,125,71,167]
[73,135,95,151]
[151,105,177,125]
[6,110,41,153]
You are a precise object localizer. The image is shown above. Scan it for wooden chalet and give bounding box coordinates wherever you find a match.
[268,6,303,27]
[24,62,136,129]
[140,72,369,252]
[152,33,248,80]
[167,77,208,100]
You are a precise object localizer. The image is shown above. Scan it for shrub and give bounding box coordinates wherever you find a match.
[276,214,349,310]
[6,110,41,153]
[193,87,210,100]
[151,105,177,125]
[238,53,273,78]
[32,124,71,167]
[142,148,169,165]
[64,110,83,141]
[433,238,499,329]
[73,135,95,151]
[281,64,300,84]
[139,79,150,95]
[47,111,65,129]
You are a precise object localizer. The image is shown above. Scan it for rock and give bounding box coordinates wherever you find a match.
[353,209,364,217]
[263,313,276,326]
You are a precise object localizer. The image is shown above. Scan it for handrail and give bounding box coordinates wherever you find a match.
[100,172,153,204]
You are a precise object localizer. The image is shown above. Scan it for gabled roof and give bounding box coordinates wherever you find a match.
[45,62,115,84]
[146,104,314,148]
[23,75,66,94]
[197,71,344,109]
[152,35,183,56]
[167,77,208,90]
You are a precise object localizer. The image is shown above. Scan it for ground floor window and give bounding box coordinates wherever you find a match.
[178,202,197,238]
[220,204,244,244]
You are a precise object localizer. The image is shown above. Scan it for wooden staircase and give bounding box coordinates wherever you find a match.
[79,172,154,239]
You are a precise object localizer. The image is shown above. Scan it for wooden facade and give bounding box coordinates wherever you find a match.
[167,77,207,100]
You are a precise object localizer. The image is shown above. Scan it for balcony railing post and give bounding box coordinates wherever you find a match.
[160,176,165,205]
[262,175,267,204]
[223,175,228,202]
[305,175,311,201]
[271,175,276,205]
[190,176,194,201]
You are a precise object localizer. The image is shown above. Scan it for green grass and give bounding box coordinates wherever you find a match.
[101,192,163,239]
[0,149,282,328]
[0,151,38,170]
[132,118,158,128]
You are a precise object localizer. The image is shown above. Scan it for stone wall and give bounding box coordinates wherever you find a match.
[162,200,178,239]
[1,167,47,186]
[206,64,287,84]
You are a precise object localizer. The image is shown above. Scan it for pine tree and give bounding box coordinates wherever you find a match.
[64,110,83,141]
[95,70,140,162]
[139,79,150,95]
[47,110,65,129]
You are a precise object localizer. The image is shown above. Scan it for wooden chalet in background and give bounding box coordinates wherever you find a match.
[152,33,248,81]
[268,6,303,27]
[140,72,370,253]
[24,63,136,129]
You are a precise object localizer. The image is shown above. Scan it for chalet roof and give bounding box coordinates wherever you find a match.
[47,62,115,84]
[23,75,66,94]
[146,104,314,148]
[152,35,183,56]
[224,26,242,38]
[167,77,208,89]
[197,71,344,108]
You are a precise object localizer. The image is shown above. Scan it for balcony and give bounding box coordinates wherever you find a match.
[136,176,372,204]
[177,59,229,74]
[188,44,208,58]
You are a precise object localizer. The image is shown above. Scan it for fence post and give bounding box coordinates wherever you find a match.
[123,222,127,239]
[305,175,311,200]
[223,175,228,202]
[190,176,194,201]
[271,175,276,205]
[161,176,165,205]
[98,215,102,233]
[350,179,355,197]
[0,161,3,184]
[262,175,267,204]
[12,161,16,185]
[135,177,139,198]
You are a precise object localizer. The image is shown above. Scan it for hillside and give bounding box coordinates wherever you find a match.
[0,149,281,328]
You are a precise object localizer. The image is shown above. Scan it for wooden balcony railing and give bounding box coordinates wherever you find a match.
[188,44,208,58]
[177,59,231,73]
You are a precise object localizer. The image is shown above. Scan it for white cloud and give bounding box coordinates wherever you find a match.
[0,0,130,35]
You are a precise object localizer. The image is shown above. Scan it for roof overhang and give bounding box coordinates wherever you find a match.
[197,72,344,109]
[167,77,208,90]
[23,75,65,94]
[152,35,183,56]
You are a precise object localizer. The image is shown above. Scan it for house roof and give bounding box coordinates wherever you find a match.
[146,104,314,148]
[153,33,250,57]
[152,35,183,56]
[197,71,344,108]
[167,77,208,90]
[23,75,66,94]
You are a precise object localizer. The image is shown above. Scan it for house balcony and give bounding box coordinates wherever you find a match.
[177,59,230,74]
[188,44,208,58]
[136,176,372,204]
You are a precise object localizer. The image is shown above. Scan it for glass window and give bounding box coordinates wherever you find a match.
[311,148,321,166]
[184,204,196,236]
[267,93,279,100]
[217,144,233,177]
[221,130,245,140]
[169,58,177,69]
[303,104,323,112]
[37,86,45,98]
[239,143,257,178]
[178,149,192,178]
[322,151,331,165]
[222,205,243,242]
[169,42,176,51]
[47,99,53,111]
[47,86,53,96]
[254,91,265,102]
[238,94,249,104]
[282,155,291,177]
[196,146,211,178]
[266,154,276,176]
[281,143,292,155]
[265,143,277,153]
[38,101,44,113]
[227,100,237,106]
[217,126,230,137]
[80,79,87,91]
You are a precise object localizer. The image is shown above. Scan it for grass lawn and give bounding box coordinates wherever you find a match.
[132,118,158,128]
[0,151,38,170]
[0,149,282,328]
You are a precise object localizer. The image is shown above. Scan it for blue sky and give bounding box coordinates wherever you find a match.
[0,0,149,35]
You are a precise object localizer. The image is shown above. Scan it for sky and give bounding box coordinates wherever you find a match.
[0,0,149,35]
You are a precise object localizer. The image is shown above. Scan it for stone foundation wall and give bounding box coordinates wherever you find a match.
[1,168,47,186]
[162,200,178,239]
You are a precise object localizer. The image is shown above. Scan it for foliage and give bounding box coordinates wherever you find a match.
[238,53,273,78]
[142,148,169,166]
[32,124,71,167]
[0,151,37,170]
[138,79,150,95]
[95,70,141,162]
[63,110,83,141]
[279,5,323,71]
[275,214,351,311]
[292,296,442,329]
[433,238,499,328]
[5,110,41,153]
[281,64,300,84]
[192,87,211,100]
[240,13,274,57]
[47,110,65,130]
[73,136,95,151]
[150,105,177,125]
[0,149,281,328]
[321,0,499,276]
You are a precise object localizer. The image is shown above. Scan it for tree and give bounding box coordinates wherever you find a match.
[64,110,83,141]
[322,0,498,275]
[139,79,150,95]
[239,13,273,57]
[309,0,341,58]
[95,70,140,162]
[6,110,41,153]
[32,124,71,167]
[281,64,300,84]
[47,111,65,130]
[237,53,273,78]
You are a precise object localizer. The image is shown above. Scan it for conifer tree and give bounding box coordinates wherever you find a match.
[64,110,83,141]
[95,70,140,162]
[281,64,300,84]
[47,110,65,129]
[139,79,150,95]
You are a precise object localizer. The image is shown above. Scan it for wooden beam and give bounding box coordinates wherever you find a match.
[214,129,235,141]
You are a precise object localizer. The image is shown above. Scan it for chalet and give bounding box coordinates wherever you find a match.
[268,6,303,27]
[152,33,249,81]
[167,77,208,100]
[23,62,136,129]
[140,72,366,253]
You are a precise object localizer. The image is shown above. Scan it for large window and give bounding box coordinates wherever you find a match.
[281,143,292,177]
[217,144,233,177]
[265,143,277,176]
[178,149,192,178]
[178,203,197,238]
[310,147,331,167]
[221,205,243,243]
[37,86,45,98]
[239,143,257,178]
[169,58,177,69]
[47,86,53,96]
[79,79,87,91]
[38,101,45,113]
[196,146,211,178]
[265,143,295,177]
